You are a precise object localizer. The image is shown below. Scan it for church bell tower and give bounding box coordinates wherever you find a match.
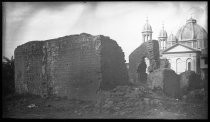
[142,17,153,42]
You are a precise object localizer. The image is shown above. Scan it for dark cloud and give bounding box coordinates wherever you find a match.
[3,2,207,59]
[5,2,78,12]
[3,2,79,42]
[3,2,76,56]
[3,3,40,44]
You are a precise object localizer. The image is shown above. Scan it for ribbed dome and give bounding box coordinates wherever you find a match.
[168,33,177,42]
[142,23,152,32]
[176,17,207,41]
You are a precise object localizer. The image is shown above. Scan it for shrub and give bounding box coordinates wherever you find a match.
[2,56,15,96]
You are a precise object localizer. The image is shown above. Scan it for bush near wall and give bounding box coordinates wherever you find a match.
[2,56,15,96]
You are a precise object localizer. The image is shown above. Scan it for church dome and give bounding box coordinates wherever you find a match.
[168,33,177,42]
[142,22,152,32]
[159,24,167,38]
[159,29,167,38]
[176,17,207,41]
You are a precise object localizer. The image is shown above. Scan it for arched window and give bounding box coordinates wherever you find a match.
[186,58,192,71]
[176,58,185,74]
[188,62,191,71]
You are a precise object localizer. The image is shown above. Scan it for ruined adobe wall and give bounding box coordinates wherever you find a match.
[15,41,45,95]
[128,40,160,83]
[129,42,147,83]
[15,33,129,101]
[100,36,129,90]
[44,34,102,101]
[147,68,181,98]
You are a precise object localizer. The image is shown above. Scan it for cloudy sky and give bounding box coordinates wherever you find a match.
[3,2,207,62]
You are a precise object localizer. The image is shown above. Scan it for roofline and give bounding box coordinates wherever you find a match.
[162,51,200,54]
[161,43,179,52]
[178,43,200,51]
[161,43,200,53]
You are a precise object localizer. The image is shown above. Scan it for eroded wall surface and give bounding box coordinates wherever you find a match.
[15,33,129,101]
[44,34,102,101]
[100,36,129,90]
[147,68,181,98]
[15,41,45,96]
[129,40,160,83]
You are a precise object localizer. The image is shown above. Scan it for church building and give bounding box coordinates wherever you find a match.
[141,17,208,77]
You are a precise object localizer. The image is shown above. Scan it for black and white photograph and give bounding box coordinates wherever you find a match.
[2,1,208,119]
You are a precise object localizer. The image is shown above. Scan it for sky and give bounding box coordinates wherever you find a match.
[3,2,207,62]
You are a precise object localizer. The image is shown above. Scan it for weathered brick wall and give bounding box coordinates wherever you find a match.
[15,33,129,101]
[129,40,160,83]
[147,68,181,98]
[100,36,129,90]
[15,41,45,96]
[45,34,102,101]
[179,71,204,95]
[129,42,147,83]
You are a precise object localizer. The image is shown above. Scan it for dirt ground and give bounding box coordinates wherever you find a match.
[2,87,208,119]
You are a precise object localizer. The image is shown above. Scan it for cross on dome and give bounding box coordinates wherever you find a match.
[146,16,148,23]
[162,21,165,30]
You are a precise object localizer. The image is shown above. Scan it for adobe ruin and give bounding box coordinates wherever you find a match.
[129,40,160,83]
[128,39,182,98]
[14,33,129,101]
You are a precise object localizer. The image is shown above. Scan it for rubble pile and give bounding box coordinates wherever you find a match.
[179,71,204,95]
[96,85,163,116]
[182,88,207,103]
[147,68,181,98]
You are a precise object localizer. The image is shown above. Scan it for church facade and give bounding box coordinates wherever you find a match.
[141,17,208,77]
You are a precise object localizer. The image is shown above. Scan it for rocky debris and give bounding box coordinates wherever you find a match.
[27,104,37,108]
[179,71,204,95]
[182,88,207,103]
[3,86,207,119]
[147,68,181,98]
[95,85,166,116]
